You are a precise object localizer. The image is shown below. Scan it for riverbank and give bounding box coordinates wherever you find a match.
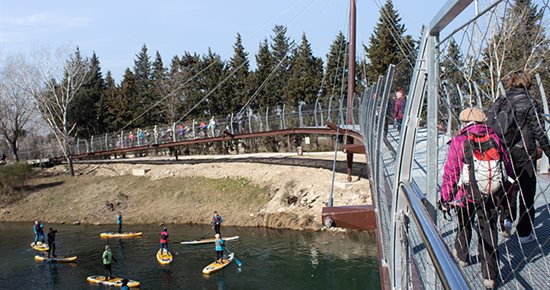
[0,152,371,230]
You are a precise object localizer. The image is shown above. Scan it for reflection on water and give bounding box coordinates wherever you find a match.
[0,222,380,289]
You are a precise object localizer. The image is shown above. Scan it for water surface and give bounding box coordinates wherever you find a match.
[0,222,380,289]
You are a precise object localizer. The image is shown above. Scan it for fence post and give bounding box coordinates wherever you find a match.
[298,101,306,128]
[265,107,269,131]
[314,98,319,127]
[105,133,108,150]
[536,74,550,173]
[192,120,196,139]
[248,108,253,133]
[318,102,324,127]
[90,135,94,152]
[282,104,286,129]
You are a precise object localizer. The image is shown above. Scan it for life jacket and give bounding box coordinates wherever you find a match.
[160,231,168,243]
[459,132,506,201]
[117,215,122,224]
[212,215,222,225]
[215,238,224,251]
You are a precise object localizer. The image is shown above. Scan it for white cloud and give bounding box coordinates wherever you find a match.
[5,12,91,28]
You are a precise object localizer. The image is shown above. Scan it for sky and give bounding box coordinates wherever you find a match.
[0,1,468,83]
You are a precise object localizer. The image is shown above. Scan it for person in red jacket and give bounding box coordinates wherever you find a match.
[439,108,513,289]
[160,227,169,254]
[393,89,406,131]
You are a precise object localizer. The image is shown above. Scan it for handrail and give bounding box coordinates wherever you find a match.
[400,180,469,290]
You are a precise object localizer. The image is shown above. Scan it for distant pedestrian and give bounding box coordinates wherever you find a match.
[393,89,406,131]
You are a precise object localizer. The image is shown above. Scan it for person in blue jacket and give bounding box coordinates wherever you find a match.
[33,221,45,244]
[211,211,222,235]
[116,212,122,233]
[214,233,224,263]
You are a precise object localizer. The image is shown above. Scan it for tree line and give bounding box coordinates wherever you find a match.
[1,0,415,165]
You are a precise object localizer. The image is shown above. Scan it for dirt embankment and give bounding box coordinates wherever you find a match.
[0,152,371,230]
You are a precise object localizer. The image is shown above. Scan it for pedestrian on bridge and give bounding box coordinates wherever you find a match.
[439,107,513,289]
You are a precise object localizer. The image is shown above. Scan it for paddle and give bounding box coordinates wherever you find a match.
[224,245,242,267]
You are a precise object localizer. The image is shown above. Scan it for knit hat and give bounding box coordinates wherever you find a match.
[459,108,486,123]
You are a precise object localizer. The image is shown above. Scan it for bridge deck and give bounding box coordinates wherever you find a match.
[379,127,549,289]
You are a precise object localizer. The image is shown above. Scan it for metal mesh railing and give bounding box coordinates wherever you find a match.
[389,1,550,289]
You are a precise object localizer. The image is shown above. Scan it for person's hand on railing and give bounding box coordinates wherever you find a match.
[437,199,452,221]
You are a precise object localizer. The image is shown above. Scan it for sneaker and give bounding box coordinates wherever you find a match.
[519,233,536,244]
[452,248,469,267]
[483,279,495,289]
[501,219,512,238]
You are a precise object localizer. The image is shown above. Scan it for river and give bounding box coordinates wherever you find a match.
[0,222,380,289]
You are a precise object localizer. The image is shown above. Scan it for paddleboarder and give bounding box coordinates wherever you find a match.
[211,211,223,235]
[102,245,117,280]
[160,227,169,254]
[33,221,45,245]
[214,234,225,264]
[47,228,57,258]
[116,212,122,234]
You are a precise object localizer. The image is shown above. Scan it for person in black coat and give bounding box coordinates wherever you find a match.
[504,71,550,244]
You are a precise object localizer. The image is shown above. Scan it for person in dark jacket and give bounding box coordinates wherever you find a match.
[502,71,550,244]
[47,228,57,258]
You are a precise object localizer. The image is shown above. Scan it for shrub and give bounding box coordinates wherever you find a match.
[0,163,32,195]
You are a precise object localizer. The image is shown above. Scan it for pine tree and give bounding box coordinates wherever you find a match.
[99,71,119,132]
[67,48,105,138]
[227,33,251,113]
[253,39,274,109]
[110,68,137,131]
[364,0,413,89]
[270,25,293,106]
[322,32,348,102]
[284,33,323,107]
[132,44,154,126]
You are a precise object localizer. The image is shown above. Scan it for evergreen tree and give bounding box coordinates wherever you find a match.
[67,48,105,138]
[364,0,413,89]
[110,68,137,131]
[270,25,293,106]
[132,44,154,126]
[99,71,119,132]
[253,39,274,109]
[226,33,251,113]
[322,32,348,102]
[284,33,323,106]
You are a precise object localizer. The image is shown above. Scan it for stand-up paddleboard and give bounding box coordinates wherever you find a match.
[30,242,49,251]
[35,255,77,263]
[202,253,234,275]
[156,248,173,265]
[86,276,140,288]
[100,232,142,238]
[180,236,239,245]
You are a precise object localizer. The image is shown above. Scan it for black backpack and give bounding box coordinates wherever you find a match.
[486,94,522,147]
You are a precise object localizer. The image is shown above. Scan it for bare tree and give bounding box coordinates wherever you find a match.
[20,47,89,176]
[0,55,37,161]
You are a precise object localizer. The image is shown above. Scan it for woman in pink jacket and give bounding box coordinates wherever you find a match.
[439,108,513,289]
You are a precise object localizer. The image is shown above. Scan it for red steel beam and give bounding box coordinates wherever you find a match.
[58,127,364,161]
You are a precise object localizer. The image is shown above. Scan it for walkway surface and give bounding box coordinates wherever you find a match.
[379,127,550,289]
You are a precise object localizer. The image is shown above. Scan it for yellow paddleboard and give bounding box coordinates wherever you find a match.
[30,242,49,251]
[86,276,140,288]
[156,249,173,265]
[202,253,234,275]
[99,232,142,238]
[35,255,77,263]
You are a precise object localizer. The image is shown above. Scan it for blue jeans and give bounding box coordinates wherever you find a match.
[34,232,45,243]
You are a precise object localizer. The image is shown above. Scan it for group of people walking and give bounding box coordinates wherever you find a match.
[438,71,550,289]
